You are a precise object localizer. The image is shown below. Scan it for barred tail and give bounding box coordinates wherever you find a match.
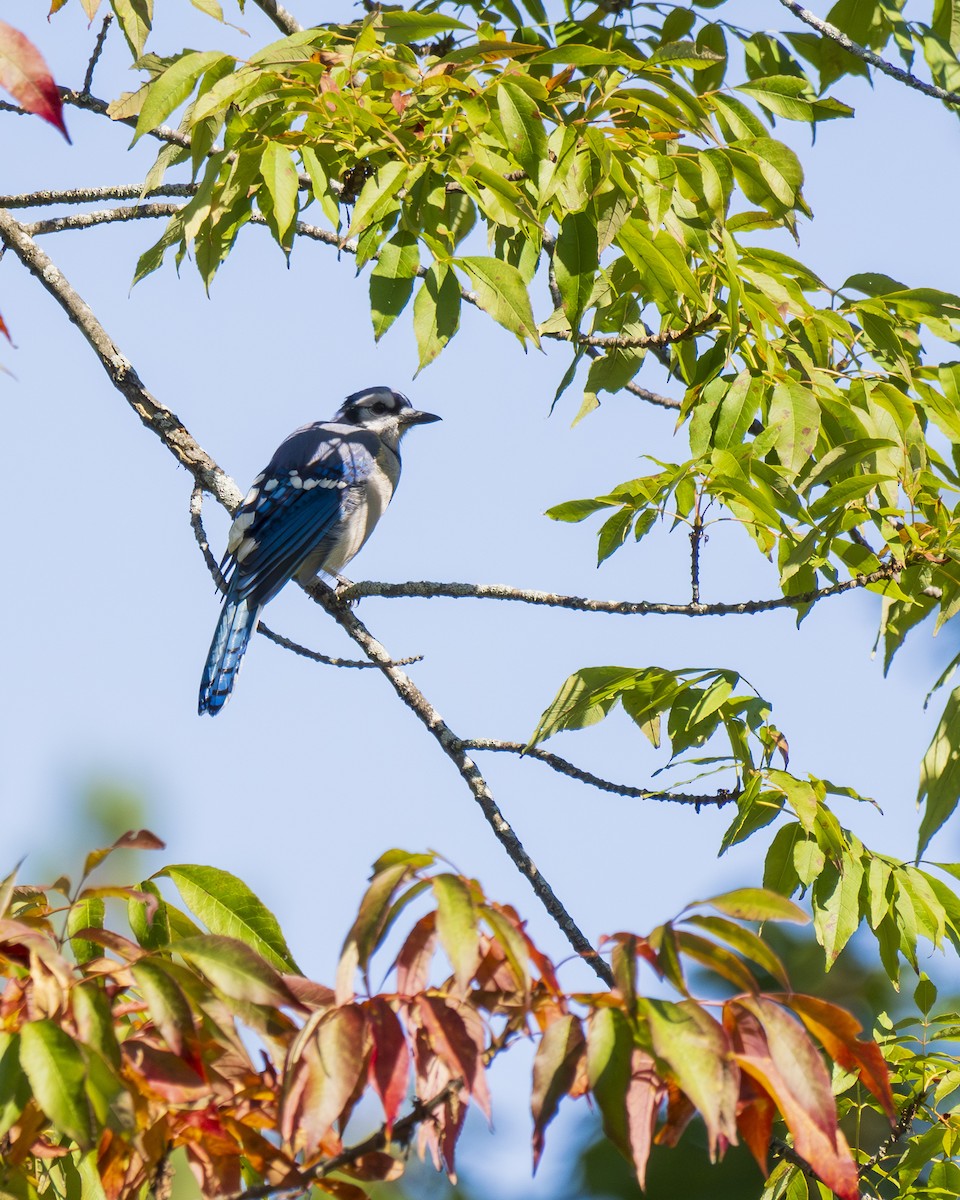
[198,595,260,716]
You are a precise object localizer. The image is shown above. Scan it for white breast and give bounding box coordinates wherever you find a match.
[299,455,399,580]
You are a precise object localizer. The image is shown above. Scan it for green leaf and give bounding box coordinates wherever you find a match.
[259,141,299,245]
[648,40,725,68]
[527,666,645,747]
[112,0,153,57]
[378,10,471,43]
[532,1015,585,1169]
[347,161,407,237]
[544,497,610,523]
[917,687,960,857]
[370,232,419,342]
[554,211,598,336]
[433,874,479,991]
[693,887,808,924]
[638,998,737,1156]
[586,1008,634,1160]
[457,256,539,346]
[813,853,864,966]
[413,262,461,370]
[497,80,547,180]
[160,864,299,973]
[0,1034,29,1137]
[769,380,820,477]
[128,879,171,950]
[134,51,229,141]
[173,934,293,1006]
[67,897,105,966]
[737,75,853,122]
[132,960,195,1056]
[20,1021,93,1148]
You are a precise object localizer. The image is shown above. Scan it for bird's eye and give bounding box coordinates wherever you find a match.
[371,401,389,414]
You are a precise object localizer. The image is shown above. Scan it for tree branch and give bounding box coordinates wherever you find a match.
[461,739,737,807]
[59,89,193,149]
[250,0,303,36]
[305,584,614,987]
[336,563,904,617]
[777,0,960,106]
[0,185,198,209]
[0,210,241,509]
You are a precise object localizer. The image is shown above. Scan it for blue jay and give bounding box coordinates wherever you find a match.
[199,386,440,715]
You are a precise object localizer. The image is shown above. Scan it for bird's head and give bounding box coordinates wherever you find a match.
[336,386,441,446]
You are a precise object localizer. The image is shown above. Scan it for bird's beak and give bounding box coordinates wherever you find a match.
[402,409,442,426]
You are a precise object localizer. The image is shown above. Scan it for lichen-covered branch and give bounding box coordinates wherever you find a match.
[777,0,960,106]
[337,564,904,616]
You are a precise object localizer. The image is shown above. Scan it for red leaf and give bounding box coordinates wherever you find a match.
[726,998,859,1200]
[113,829,165,851]
[178,1106,242,1198]
[626,1049,666,1187]
[772,992,895,1121]
[418,995,490,1121]
[123,1041,209,1103]
[735,1070,776,1172]
[395,911,437,996]
[0,23,69,141]
[365,996,410,1132]
[0,311,11,344]
[531,1014,585,1170]
[280,1005,367,1157]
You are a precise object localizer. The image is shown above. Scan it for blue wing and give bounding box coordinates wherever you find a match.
[225,425,374,606]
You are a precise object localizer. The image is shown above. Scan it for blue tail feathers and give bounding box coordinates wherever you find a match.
[198,595,260,716]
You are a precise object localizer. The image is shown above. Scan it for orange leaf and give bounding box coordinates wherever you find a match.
[772,992,895,1121]
[0,310,11,343]
[0,22,69,140]
[726,998,859,1200]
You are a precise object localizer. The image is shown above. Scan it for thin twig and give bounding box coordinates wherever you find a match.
[690,496,703,606]
[235,1081,463,1200]
[0,210,240,509]
[82,14,114,97]
[549,311,720,350]
[859,1087,928,1175]
[306,584,614,987]
[188,485,421,670]
[777,0,960,106]
[336,563,904,616]
[461,740,737,807]
[59,89,193,149]
[25,204,185,236]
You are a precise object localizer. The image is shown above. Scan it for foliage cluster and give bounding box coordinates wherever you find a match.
[3,0,960,1195]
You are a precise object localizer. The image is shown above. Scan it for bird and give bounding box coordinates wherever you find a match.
[198,386,441,716]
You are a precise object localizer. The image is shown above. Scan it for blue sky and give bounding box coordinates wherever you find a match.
[2,0,960,1191]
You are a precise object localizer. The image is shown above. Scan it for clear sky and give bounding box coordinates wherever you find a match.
[2,1,960,1193]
